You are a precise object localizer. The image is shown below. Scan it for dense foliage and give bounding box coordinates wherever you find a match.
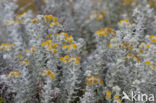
[0,0,156,103]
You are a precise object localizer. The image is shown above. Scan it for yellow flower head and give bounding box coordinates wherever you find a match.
[93,79,98,84]
[16,20,21,24]
[18,54,22,59]
[99,80,104,85]
[124,19,129,23]
[74,57,80,65]
[96,27,116,37]
[151,65,155,70]
[8,71,20,78]
[45,15,53,23]
[152,39,156,42]
[87,76,103,86]
[15,72,21,77]
[114,94,119,100]
[46,33,52,38]
[59,57,64,61]
[47,70,52,75]
[49,73,55,79]
[72,44,77,49]
[6,20,14,25]
[118,99,122,103]
[9,71,15,77]
[52,17,58,22]
[52,49,57,53]
[149,35,156,39]
[62,45,67,49]
[145,61,150,65]
[41,69,55,79]
[119,19,129,25]
[41,71,46,76]
[146,44,151,48]
[87,80,92,85]
[108,43,112,48]
[64,55,69,59]
[96,13,103,21]
[106,91,111,99]
[32,18,37,24]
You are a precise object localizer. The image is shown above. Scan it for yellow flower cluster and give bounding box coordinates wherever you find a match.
[62,44,77,50]
[148,0,156,8]
[43,14,61,27]
[6,19,21,25]
[6,20,14,25]
[50,22,61,27]
[119,19,129,25]
[59,55,80,65]
[20,60,31,65]
[116,42,142,62]
[106,91,122,102]
[41,69,55,79]
[64,35,74,43]
[139,42,151,49]
[46,33,52,38]
[119,42,134,50]
[108,37,120,48]
[32,17,37,24]
[106,91,111,98]
[0,43,15,51]
[31,14,60,26]
[114,94,122,103]
[53,32,74,43]
[95,27,116,37]
[86,76,104,86]
[122,0,134,5]
[44,15,58,23]
[125,53,141,62]
[41,40,58,53]
[88,10,105,21]
[6,71,21,78]
[16,12,27,18]
[149,35,156,42]
[6,13,27,25]
[17,53,22,59]
[145,61,155,69]
[25,46,36,54]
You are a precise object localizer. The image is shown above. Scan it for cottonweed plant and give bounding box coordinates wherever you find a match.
[0,0,156,103]
[1,13,84,103]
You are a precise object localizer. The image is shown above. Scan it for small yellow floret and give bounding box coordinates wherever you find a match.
[49,73,55,79]
[114,94,119,100]
[87,80,92,85]
[41,71,46,76]
[18,54,22,59]
[152,39,156,42]
[108,44,111,48]
[15,72,21,77]
[32,18,37,24]
[151,65,155,69]
[47,70,52,75]
[106,91,111,99]
[99,80,104,85]
[146,44,151,48]
[124,19,129,22]
[10,71,15,77]
[53,49,57,53]
[145,61,150,65]
[72,44,77,49]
